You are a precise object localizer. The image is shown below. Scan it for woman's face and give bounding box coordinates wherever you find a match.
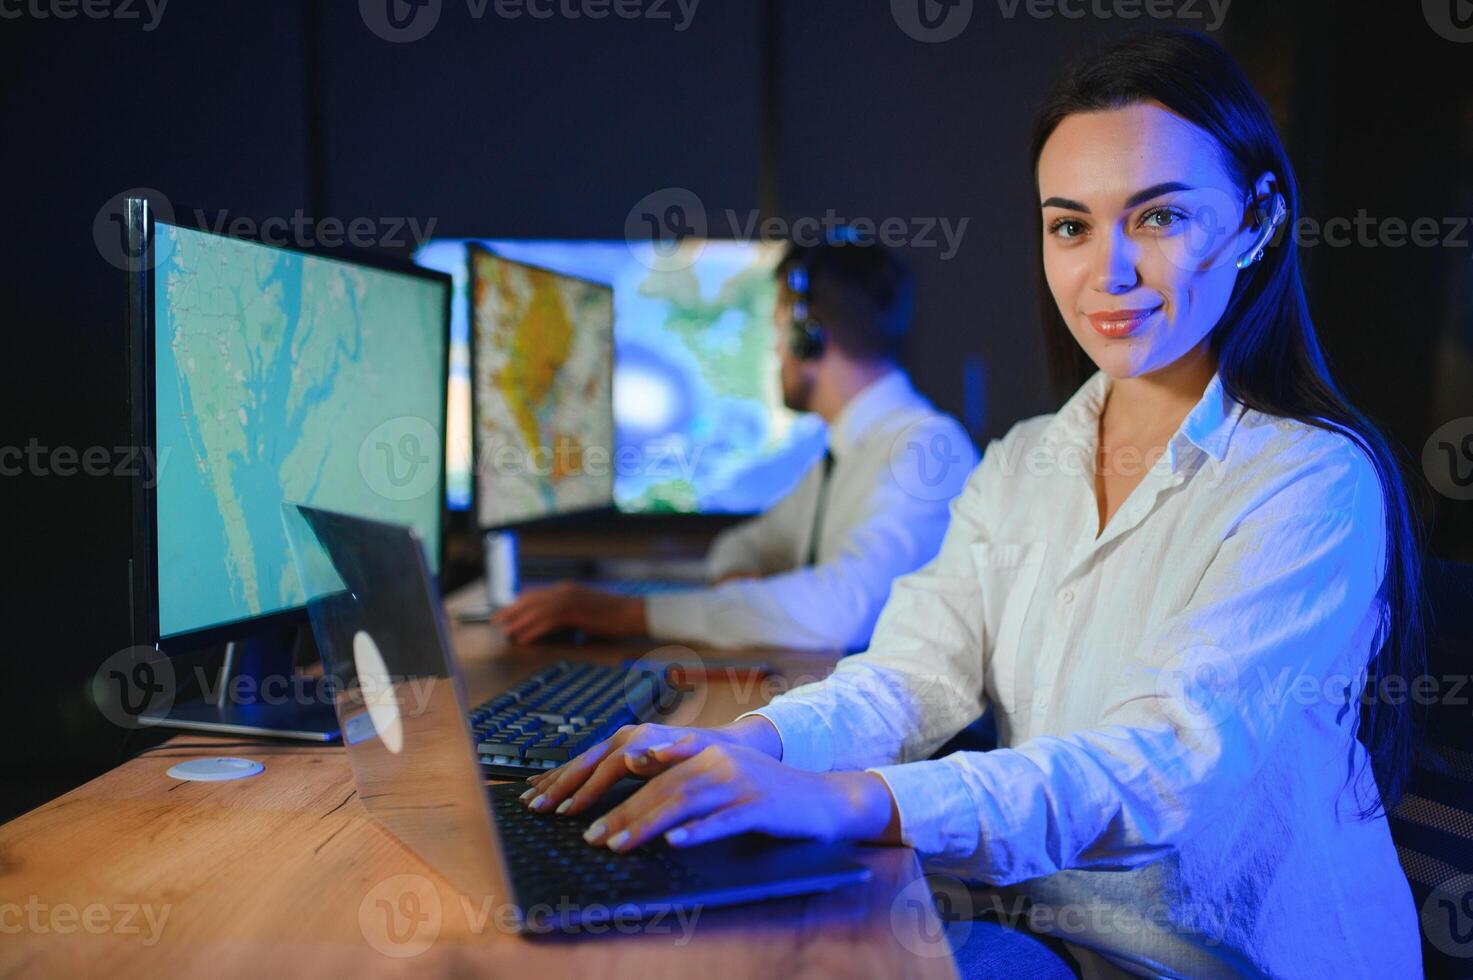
[1037,101,1264,381]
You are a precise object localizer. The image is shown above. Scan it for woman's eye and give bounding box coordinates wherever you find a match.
[1048,218,1088,239]
[1139,206,1189,231]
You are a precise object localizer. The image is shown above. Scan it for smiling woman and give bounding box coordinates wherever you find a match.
[518,30,1427,978]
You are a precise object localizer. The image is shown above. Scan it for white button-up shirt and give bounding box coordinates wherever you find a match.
[750,371,1421,977]
[646,371,977,651]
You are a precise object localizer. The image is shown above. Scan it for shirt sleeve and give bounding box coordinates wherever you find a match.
[648,421,980,652]
[703,491,804,582]
[873,442,1388,883]
[739,437,1006,759]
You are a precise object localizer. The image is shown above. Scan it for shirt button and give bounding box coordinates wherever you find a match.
[1058,588,1075,604]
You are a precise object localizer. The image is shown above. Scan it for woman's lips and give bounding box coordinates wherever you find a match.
[1086,307,1161,339]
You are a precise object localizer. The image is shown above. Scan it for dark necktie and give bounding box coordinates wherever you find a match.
[806,449,836,567]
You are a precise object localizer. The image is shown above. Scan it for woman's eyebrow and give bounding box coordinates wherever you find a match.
[1040,181,1197,213]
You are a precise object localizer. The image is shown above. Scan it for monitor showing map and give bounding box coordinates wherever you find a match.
[152,220,449,640]
[415,239,827,515]
[470,248,615,528]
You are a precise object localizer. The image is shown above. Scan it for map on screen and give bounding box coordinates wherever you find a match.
[416,239,827,515]
[154,223,447,639]
[471,250,615,527]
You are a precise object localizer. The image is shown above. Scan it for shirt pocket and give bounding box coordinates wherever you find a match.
[969,542,1047,715]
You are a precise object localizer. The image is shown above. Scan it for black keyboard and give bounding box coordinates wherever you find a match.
[469,660,677,778]
[488,782,710,914]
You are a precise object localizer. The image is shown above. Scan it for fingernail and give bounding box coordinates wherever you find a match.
[555,799,573,814]
[665,827,689,845]
[584,820,607,844]
[606,830,631,851]
[645,742,673,755]
[530,794,547,810]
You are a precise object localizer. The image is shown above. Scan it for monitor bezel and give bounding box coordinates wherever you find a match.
[464,242,618,533]
[126,198,454,652]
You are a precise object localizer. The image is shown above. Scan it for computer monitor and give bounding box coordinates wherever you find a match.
[468,246,615,529]
[414,239,827,516]
[124,198,451,738]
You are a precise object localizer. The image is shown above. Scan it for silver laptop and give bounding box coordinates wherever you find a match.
[281,502,871,934]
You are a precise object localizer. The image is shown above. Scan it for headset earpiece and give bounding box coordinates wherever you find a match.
[787,262,826,361]
[1235,192,1288,270]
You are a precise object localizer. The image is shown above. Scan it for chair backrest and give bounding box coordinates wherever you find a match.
[1388,559,1473,975]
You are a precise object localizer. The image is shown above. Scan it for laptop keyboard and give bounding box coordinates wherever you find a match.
[469,660,676,776]
[488,782,710,906]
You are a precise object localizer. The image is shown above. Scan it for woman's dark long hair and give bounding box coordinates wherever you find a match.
[1029,30,1425,817]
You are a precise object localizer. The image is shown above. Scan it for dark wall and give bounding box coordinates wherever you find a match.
[5,0,1470,820]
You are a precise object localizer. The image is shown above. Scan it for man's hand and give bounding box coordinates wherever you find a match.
[491,582,647,645]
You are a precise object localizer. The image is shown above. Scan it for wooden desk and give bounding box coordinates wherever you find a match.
[0,611,958,979]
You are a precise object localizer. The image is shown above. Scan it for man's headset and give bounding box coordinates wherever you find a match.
[1235,192,1288,270]
[786,260,826,361]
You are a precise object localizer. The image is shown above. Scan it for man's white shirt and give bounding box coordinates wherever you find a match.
[645,370,977,651]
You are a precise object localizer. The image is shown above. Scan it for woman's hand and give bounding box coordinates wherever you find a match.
[521,716,781,816]
[520,718,901,852]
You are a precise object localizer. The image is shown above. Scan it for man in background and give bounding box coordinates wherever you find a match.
[493,237,978,651]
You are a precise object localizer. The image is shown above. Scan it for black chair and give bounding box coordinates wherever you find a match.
[1390,559,1473,978]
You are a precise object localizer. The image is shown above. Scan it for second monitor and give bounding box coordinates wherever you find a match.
[469,247,615,529]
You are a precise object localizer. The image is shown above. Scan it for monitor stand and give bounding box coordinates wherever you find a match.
[141,625,341,742]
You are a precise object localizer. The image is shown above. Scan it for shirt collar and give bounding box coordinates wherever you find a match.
[1039,369,1244,471]
[828,369,915,457]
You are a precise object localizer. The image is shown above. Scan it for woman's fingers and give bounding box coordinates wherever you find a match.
[584,763,732,852]
[664,802,763,847]
[521,732,626,809]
